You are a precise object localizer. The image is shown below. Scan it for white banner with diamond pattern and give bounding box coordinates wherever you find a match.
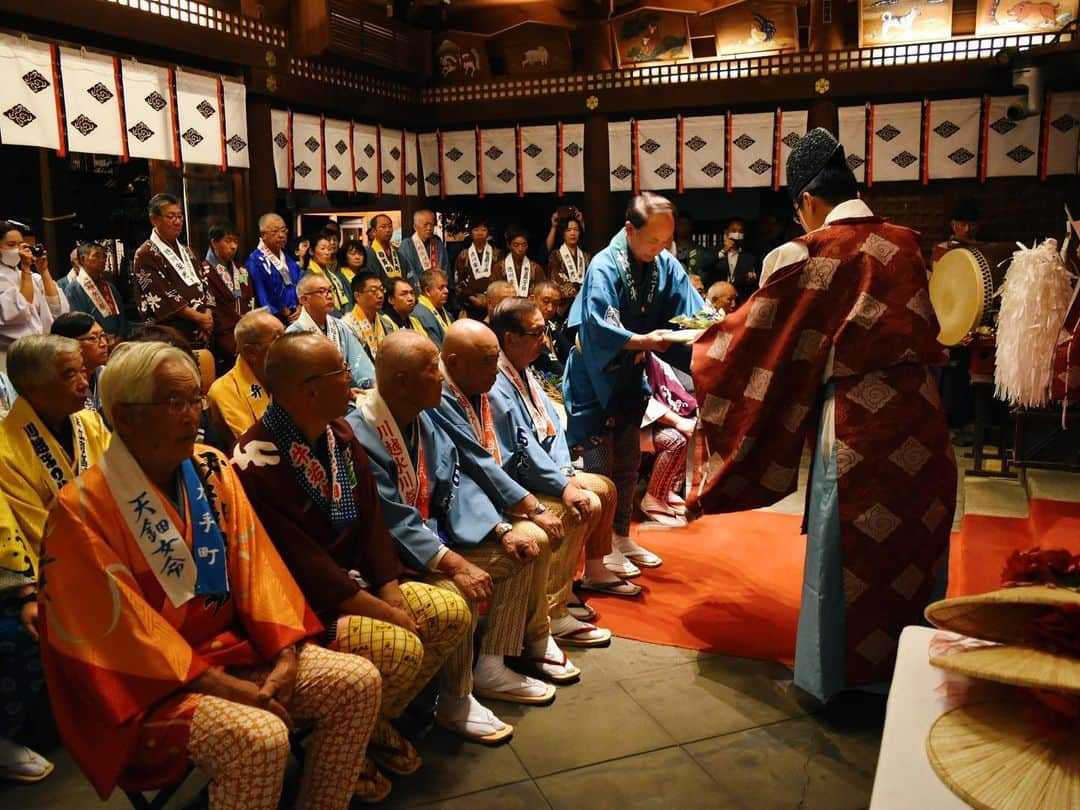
[59,48,124,157]
[838,106,867,184]
[926,98,980,180]
[561,123,584,193]
[121,62,175,163]
[479,127,517,195]
[520,125,557,195]
[270,108,289,189]
[404,131,420,197]
[777,110,808,187]
[174,71,223,168]
[221,79,249,169]
[380,127,404,197]
[441,129,478,196]
[986,96,1039,178]
[1046,92,1080,177]
[681,115,725,189]
[351,123,379,195]
[729,112,775,188]
[635,118,677,191]
[608,121,631,192]
[291,113,323,191]
[418,132,440,197]
[0,33,62,150]
[869,102,922,183]
[323,118,352,193]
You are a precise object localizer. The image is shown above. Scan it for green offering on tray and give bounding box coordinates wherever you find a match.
[669,307,726,330]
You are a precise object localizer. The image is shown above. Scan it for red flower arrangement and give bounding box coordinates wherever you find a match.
[1001,548,1080,590]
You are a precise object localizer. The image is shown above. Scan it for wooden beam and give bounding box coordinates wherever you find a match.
[291,0,331,57]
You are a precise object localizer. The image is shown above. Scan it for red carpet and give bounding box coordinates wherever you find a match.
[590,498,1080,663]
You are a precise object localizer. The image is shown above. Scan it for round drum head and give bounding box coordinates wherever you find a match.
[930,249,988,346]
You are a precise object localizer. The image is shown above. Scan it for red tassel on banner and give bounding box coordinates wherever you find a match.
[217,79,228,173]
[375,124,383,199]
[400,130,407,198]
[113,57,129,163]
[676,115,684,194]
[349,121,356,193]
[865,103,874,189]
[49,45,66,158]
[476,126,485,199]
[772,108,782,192]
[725,112,733,193]
[978,95,991,184]
[557,122,565,198]
[437,130,446,199]
[1038,95,1052,181]
[515,126,524,198]
[631,119,640,195]
[921,100,931,186]
[168,70,182,169]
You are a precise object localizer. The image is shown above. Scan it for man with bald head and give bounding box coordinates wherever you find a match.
[287,274,375,390]
[365,214,407,288]
[433,320,589,680]
[245,212,302,322]
[349,330,555,743]
[398,209,449,293]
[208,307,284,443]
[707,280,738,314]
[232,333,471,795]
[484,280,515,324]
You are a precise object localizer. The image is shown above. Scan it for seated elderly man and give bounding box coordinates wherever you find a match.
[39,340,381,808]
[51,312,110,412]
[490,298,639,621]
[432,320,593,676]
[232,333,470,797]
[483,280,515,324]
[342,271,387,360]
[706,280,738,314]
[287,273,374,390]
[0,335,109,558]
[59,241,126,340]
[380,278,428,336]
[347,331,556,744]
[208,307,284,444]
[413,269,453,347]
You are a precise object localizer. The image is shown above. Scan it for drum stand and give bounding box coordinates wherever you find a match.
[965,377,1015,478]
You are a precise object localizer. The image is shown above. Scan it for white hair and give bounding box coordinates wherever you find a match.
[6,335,80,394]
[99,341,198,426]
[233,306,277,347]
[413,209,434,225]
[258,212,284,234]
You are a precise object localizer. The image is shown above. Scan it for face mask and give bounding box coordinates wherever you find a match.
[1,247,20,267]
[729,232,744,242]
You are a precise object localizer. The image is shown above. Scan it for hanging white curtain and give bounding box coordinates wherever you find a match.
[351,123,379,195]
[869,102,922,183]
[122,62,175,163]
[561,123,585,193]
[985,96,1039,178]
[291,112,323,191]
[174,70,224,167]
[680,114,725,189]
[479,127,518,195]
[59,48,125,157]
[729,112,774,188]
[926,98,981,180]
[221,79,249,169]
[0,33,62,150]
[520,125,557,194]
[441,129,478,196]
[838,106,867,184]
[323,118,353,193]
[635,118,677,191]
[403,131,420,197]
[777,109,808,186]
[270,108,289,189]
[1045,92,1080,177]
[380,127,404,197]
[608,120,631,192]
[418,132,441,197]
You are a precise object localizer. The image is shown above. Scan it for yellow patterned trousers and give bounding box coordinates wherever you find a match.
[326,581,471,719]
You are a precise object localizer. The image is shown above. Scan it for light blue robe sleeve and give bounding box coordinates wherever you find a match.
[544,396,574,471]
[341,326,375,388]
[430,390,531,509]
[396,240,422,288]
[568,251,636,401]
[489,376,568,496]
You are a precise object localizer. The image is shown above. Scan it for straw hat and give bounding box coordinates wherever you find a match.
[924,585,1080,693]
[926,700,1080,810]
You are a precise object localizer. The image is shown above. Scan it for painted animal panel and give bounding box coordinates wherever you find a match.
[860,0,954,44]
[976,0,1076,32]
[614,11,692,64]
[713,1,799,57]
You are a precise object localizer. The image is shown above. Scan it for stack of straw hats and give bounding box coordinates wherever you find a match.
[922,552,1080,810]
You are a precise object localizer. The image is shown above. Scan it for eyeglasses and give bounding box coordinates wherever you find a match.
[304,287,335,297]
[302,364,351,384]
[123,394,207,415]
[159,213,184,222]
[516,328,546,338]
[78,332,109,344]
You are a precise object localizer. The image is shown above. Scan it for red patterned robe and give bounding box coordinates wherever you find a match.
[691,208,957,695]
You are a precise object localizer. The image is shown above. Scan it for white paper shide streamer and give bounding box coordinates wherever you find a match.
[995,239,1076,407]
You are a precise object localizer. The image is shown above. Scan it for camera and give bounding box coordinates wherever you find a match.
[30,244,45,258]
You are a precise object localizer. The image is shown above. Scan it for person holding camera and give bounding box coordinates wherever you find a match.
[0,220,69,372]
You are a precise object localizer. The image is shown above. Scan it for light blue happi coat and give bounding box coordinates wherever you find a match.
[286,311,375,389]
[562,228,703,446]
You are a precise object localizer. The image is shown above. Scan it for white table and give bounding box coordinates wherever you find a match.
[869,625,989,809]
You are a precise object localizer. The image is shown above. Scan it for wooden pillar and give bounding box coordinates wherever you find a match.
[582,23,615,254]
[808,99,838,136]
[247,96,278,228]
[37,149,74,266]
[808,0,846,52]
